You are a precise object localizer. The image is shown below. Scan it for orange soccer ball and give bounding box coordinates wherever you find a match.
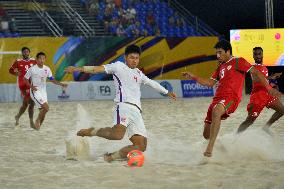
[127,150,145,167]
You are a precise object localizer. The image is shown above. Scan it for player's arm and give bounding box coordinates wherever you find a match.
[23,73,37,91]
[250,67,282,98]
[268,72,282,80]
[49,77,68,88]
[182,72,216,87]
[64,66,106,74]
[9,61,19,76]
[142,74,177,100]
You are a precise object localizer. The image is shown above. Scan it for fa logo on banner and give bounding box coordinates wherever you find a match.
[99,86,111,96]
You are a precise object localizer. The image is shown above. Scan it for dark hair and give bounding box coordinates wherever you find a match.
[253,47,263,52]
[36,52,46,58]
[21,47,30,52]
[125,44,141,55]
[214,40,232,55]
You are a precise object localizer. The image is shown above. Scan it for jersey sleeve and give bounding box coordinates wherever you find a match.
[210,67,220,82]
[141,72,168,94]
[24,67,32,79]
[103,62,121,74]
[9,60,18,75]
[236,57,253,73]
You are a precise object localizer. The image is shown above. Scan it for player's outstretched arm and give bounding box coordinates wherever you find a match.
[50,79,68,88]
[64,66,106,74]
[250,67,282,98]
[268,72,282,80]
[182,72,216,87]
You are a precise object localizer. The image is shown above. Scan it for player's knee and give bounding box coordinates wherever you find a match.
[112,133,124,140]
[203,131,210,140]
[135,144,146,152]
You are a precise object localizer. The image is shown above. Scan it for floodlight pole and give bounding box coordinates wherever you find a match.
[265,0,274,28]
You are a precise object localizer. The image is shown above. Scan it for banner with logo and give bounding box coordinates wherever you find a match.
[181,80,214,98]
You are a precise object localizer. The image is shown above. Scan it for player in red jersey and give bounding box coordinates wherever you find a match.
[182,40,282,157]
[237,47,284,133]
[9,47,37,127]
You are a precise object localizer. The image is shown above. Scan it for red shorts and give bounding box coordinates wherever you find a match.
[247,90,278,117]
[19,84,31,100]
[204,95,240,124]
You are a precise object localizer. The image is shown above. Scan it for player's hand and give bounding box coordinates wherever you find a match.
[31,86,37,91]
[65,66,78,73]
[182,72,196,80]
[270,72,282,79]
[268,88,282,99]
[167,91,177,100]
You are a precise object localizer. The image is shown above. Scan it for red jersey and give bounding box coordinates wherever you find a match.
[9,58,37,89]
[211,57,252,100]
[251,63,268,93]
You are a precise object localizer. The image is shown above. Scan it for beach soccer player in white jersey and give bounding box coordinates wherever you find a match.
[65,44,177,162]
[24,52,68,130]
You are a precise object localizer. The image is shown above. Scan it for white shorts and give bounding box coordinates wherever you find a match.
[30,89,47,108]
[113,102,147,138]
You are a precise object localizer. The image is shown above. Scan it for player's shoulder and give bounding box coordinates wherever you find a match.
[235,57,248,63]
[15,58,23,62]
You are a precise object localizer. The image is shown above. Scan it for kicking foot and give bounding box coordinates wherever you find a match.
[32,120,40,130]
[203,151,212,157]
[104,153,114,163]
[262,126,274,136]
[77,127,97,137]
[15,115,20,126]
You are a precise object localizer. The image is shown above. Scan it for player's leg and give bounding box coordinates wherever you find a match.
[28,97,35,127]
[104,134,147,162]
[34,102,49,130]
[204,103,225,157]
[265,99,284,127]
[237,103,258,133]
[203,123,211,139]
[15,89,29,125]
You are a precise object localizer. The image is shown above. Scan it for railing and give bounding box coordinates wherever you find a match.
[30,0,63,37]
[58,0,95,37]
[167,0,219,36]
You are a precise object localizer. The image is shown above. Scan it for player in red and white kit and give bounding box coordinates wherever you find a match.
[182,40,282,157]
[237,47,284,133]
[9,47,37,127]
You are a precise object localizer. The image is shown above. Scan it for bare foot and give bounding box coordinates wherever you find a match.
[15,115,20,126]
[32,120,40,130]
[203,151,212,157]
[77,127,96,137]
[104,153,114,163]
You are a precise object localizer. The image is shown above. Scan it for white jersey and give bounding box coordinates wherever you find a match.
[24,64,53,91]
[103,61,168,109]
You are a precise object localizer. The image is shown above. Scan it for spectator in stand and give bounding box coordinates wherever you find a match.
[89,0,99,16]
[0,5,6,18]
[116,24,125,36]
[114,0,122,8]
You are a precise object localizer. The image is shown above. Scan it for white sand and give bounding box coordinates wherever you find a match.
[0,96,284,189]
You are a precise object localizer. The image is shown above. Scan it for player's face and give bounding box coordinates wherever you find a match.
[253,49,263,64]
[216,48,230,63]
[36,55,46,67]
[22,49,30,59]
[125,53,140,69]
